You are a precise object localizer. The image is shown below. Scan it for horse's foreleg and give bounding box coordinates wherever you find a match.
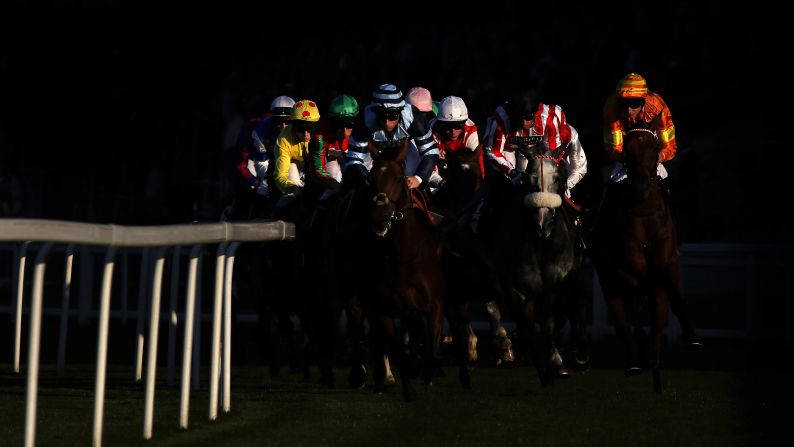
[369,316,391,394]
[486,300,515,365]
[663,266,700,346]
[445,302,473,389]
[421,300,446,386]
[516,296,553,387]
[345,295,367,389]
[604,290,643,375]
[564,273,591,371]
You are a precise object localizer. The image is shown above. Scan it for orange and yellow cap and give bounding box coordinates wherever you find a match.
[616,73,648,98]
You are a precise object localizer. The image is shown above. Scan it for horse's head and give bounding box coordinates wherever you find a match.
[622,127,661,203]
[438,144,483,198]
[368,139,410,237]
[521,146,566,238]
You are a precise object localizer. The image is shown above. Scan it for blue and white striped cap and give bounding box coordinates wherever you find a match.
[372,83,405,109]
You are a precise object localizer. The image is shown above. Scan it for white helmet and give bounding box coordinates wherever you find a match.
[437,96,468,122]
[270,95,295,118]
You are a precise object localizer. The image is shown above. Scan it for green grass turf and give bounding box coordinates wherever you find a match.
[1,363,791,446]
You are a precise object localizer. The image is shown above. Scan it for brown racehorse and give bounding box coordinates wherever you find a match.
[431,144,484,221]
[588,126,680,392]
[364,139,447,401]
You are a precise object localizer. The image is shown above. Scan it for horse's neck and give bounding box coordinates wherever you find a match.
[630,181,666,216]
[388,208,425,263]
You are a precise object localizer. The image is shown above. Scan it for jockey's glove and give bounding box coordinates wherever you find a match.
[325,178,342,193]
[510,170,526,187]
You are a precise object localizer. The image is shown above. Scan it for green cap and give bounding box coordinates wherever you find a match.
[328,94,359,118]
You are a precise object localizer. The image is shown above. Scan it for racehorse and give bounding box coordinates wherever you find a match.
[504,141,581,385]
[587,125,679,392]
[430,144,484,221]
[448,137,580,387]
[517,141,589,378]
[363,139,447,401]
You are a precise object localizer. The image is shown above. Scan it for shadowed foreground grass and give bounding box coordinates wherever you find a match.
[0,363,790,446]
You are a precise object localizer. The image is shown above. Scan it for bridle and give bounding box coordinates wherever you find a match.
[623,128,660,184]
[371,165,412,235]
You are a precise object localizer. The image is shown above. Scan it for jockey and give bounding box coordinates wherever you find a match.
[474,100,587,233]
[343,83,439,191]
[227,95,294,220]
[404,86,443,190]
[603,73,676,183]
[309,94,359,200]
[514,103,588,198]
[433,95,483,181]
[482,92,536,178]
[602,73,701,348]
[273,99,320,208]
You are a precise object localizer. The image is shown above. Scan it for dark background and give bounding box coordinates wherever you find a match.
[0,2,787,242]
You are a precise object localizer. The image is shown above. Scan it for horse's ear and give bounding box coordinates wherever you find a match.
[367,141,381,159]
[396,138,409,163]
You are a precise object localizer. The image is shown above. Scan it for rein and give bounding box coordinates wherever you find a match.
[536,152,564,193]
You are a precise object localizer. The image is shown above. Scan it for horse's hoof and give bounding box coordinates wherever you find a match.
[556,366,571,379]
[347,364,366,389]
[572,352,591,373]
[373,383,387,394]
[683,333,704,350]
[385,374,396,385]
[459,369,471,389]
[624,365,644,376]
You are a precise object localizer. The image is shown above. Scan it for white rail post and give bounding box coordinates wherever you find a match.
[56,244,76,376]
[92,246,117,447]
[222,242,240,413]
[192,252,203,391]
[167,246,181,387]
[13,241,31,373]
[179,245,202,430]
[143,247,168,440]
[135,248,150,382]
[23,242,52,447]
[209,243,227,421]
[120,251,129,325]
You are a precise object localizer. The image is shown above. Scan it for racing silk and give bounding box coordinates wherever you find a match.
[482,105,517,174]
[234,114,279,189]
[432,119,484,178]
[344,103,439,184]
[273,124,311,195]
[603,91,676,163]
[310,118,348,187]
[504,123,588,195]
[561,126,587,192]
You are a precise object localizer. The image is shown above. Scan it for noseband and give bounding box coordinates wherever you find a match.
[371,169,411,236]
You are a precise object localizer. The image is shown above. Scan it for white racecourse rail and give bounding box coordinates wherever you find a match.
[0,218,295,447]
